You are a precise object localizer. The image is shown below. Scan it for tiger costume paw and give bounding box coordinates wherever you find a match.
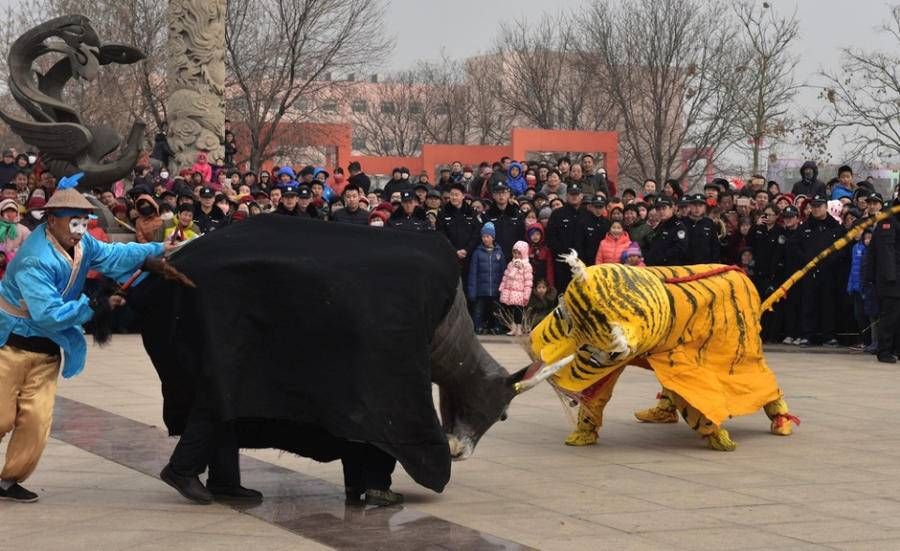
[634,406,678,423]
[706,428,736,451]
[564,428,598,446]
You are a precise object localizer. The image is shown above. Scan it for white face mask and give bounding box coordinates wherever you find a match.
[31,210,44,220]
[160,212,174,221]
[160,171,169,180]
[369,219,384,227]
[27,155,36,164]
[69,217,89,235]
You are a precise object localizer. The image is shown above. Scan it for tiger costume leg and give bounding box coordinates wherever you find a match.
[633,389,678,423]
[668,390,736,451]
[564,367,624,446]
[764,397,798,436]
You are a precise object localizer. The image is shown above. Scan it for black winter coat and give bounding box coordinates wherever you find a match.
[331,206,369,225]
[436,203,480,254]
[797,215,845,268]
[644,217,689,266]
[546,204,590,260]
[686,217,721,264]
[865,214,900,298]
[484,203,525,261]
[389,206,430,232]
[749,224,784,292]
[581,214,610,266]
[790,161,827,198]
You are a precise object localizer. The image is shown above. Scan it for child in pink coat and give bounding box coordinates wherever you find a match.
[499,241,533,336]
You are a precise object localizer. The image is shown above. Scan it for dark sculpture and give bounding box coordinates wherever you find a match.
[0,15,146,191]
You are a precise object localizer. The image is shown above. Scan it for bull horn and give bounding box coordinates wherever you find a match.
[513,354,575,394]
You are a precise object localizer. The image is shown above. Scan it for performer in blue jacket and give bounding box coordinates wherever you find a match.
[0,173,171,502]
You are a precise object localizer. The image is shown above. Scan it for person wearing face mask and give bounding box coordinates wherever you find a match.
[157,169,172,191]
[134,194,163,243]
[0,173,173,503]
[367,204,391,227]
[22,192,46,231]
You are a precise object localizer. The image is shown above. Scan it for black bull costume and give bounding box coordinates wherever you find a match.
[129,215,531,493]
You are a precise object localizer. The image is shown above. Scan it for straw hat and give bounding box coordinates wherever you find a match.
[43,173,97,212]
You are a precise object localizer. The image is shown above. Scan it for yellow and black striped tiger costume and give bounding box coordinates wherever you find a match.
[530,256,792,451]
[531,206,900,450]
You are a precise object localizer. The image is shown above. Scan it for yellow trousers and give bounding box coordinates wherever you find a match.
[0,344,61,482]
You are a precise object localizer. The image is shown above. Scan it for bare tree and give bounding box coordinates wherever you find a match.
[225,0,391,170]
[348,71,425,156]
[416,56,473,145]
[577,0,751,186]
[733,1,801,174]
[465,57,510,145]
[487,14,577,130]
[815,4,900,161]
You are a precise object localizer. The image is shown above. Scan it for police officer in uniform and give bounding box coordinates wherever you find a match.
[644,196,689,266]
[865,200,900,363]
[484,182,526,263]
[750,204,785,341]
[436,182,480,283]
[797,194,846,346]
[774,206,803,344]
[388,190,430,232]
[581,196,611,266]
[685,193,720,264]
[546,184,590,291]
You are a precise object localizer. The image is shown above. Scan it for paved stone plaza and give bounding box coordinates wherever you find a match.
[3,336,900,550]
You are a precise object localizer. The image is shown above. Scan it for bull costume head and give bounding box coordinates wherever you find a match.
[430,285,523,459]
[432,284,575,459]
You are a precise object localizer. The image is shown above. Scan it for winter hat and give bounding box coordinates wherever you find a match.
[26,195,46,210]
[538,207,552,221]
[621,242,643,262]
[368,209,390,224]
[0,199,18,214]
[526,223,544,240]
[481,221,496,238]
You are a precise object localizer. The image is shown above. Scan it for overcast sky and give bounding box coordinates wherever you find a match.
[381,0,897,108]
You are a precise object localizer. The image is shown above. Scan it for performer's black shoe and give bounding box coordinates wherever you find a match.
[877,354,898,364]
[365,488,404,506]
[0,483,38,503]
[160,464,213,504]
[207,484,263,501]
[345,487,364,505]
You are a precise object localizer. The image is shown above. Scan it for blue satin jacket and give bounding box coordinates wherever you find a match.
[0,225,163,377]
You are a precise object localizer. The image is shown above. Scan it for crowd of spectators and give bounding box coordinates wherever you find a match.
[0,142,895,362]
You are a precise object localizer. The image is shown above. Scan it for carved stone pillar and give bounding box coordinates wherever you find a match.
[165,0,226,171]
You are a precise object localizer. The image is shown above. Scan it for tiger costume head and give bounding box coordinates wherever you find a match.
[519,251,673,394]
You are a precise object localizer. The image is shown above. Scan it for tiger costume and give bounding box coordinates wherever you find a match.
[527,206,900,450]
[530,256,792,450]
